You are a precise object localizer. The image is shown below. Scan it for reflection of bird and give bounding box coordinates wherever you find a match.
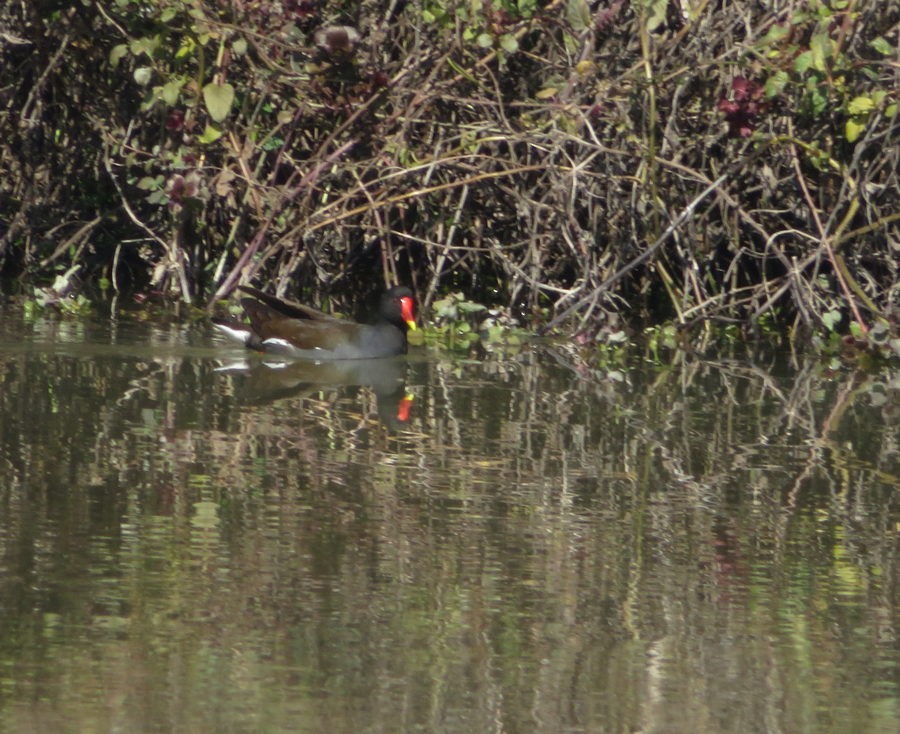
[215,357,414,429]
[212,286,417,360]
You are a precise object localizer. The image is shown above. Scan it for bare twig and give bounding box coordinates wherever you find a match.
[542,174,728,332]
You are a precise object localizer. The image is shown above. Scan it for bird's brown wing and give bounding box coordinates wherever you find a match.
[240,298,362,351]
[238,286,343,323]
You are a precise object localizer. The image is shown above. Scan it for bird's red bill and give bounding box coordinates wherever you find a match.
[400,296,416,329]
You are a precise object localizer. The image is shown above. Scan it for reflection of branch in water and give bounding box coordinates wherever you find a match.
[116,360,170,408]
[215,357,413,432]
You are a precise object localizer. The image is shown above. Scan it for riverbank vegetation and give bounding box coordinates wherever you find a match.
[1,0,897,353]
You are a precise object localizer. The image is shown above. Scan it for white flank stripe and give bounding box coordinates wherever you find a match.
[213,323,253,345]
[213,360,251,372]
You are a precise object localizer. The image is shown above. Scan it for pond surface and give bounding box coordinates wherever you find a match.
[0,308,896,733]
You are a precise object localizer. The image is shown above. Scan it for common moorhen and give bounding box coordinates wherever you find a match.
[212,285,417,359]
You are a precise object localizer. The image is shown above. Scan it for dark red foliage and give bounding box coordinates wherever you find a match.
[595,0,625,32]
[717,76,768,138]
[368,70,389,91]
[314,26,360,57]
[484,1,514,34]
[284,0,318,19]
[165,172,199,210]
[165,109,185,132]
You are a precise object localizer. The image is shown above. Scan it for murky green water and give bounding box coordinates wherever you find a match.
[0,309,896,733]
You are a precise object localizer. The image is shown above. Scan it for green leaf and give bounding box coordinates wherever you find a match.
[845,116,866,143]
[136,176,162,191]
[847,95,875,115]
[645,0,668,33]
[760,23,790,46]
[822,310,842,331]
[499,34,518,53]
[133,66,153,86]
[203,81,235,122]
[567,0,591,32]
[109,43,128,67]
[518,0,537,18]
[197,124,223,144]
[476,33,493,48]
[765,71,789,98]
[810,31,832,72]
[870,36,894,55]
[482,325,504,343]
[130,36,159,58]
[232,37,247,55]
[262,136,285,152]
[162,78,183,106]
[176,37,196,61]
[808,86,827,116]
[434,298,458,319]
[794,50,813,74]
